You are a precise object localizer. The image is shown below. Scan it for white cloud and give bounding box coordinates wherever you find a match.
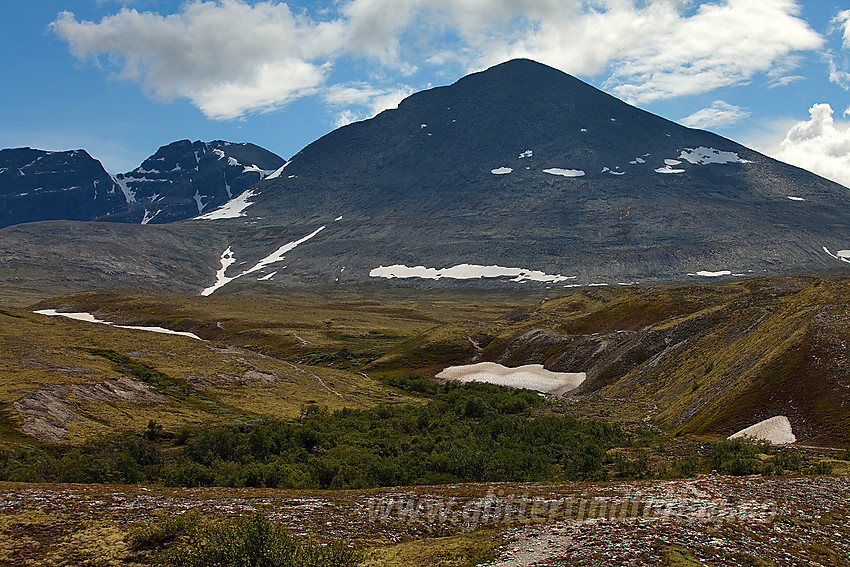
[774,103,850,188]
[324,82,414,126]
[599,0,823,103]
[834,10,850,49]
[680,100,751,129]
[51,1,345,119]
[52,0,825,119]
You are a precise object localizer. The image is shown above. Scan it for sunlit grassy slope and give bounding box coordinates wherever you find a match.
[3,276,849,446]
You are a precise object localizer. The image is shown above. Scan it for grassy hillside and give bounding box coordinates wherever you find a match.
[4,276,849,450]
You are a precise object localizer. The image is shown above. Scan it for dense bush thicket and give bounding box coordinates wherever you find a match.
[0,382,631,487]
[0,381,831,488]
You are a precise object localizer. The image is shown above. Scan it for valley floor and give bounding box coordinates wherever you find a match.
[1,474,848,566]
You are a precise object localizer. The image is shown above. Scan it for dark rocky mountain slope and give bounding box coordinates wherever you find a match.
[0,141,285,228]
[0,148,127,228]
[2,59,850,296]
[106,140,285,224]
[195,58,850,291]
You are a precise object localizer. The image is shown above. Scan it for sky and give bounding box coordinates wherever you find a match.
[2,0,850,189]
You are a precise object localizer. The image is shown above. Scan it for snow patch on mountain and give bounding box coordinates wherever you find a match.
[655,166,686,174]
[33,309,202,340]
[518,150,533,159]
[194,189,257,220]
[787,196,805,201]
[201,227,325,296]
[369,264,576,283]
[265,162,288,180]
[823,246,850,263]
[679,147,751,165]
[491,167,513,175]
[141,209,161,225]
[689,270,733,277]
[729,416,795,444]
[437,362,585,396]
[192,189,208,214]
[110,175,136,203]
[543,168,585,177]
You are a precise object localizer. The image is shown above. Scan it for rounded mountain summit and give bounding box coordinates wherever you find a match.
[222,58,850,289]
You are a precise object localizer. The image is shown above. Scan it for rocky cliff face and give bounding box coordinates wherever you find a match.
[0,141,285,228]
[0,148,127,228]
[106,140,285,224]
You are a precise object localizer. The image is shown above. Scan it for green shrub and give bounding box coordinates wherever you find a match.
[128,509,201,551]
[704,438,772,476]
[159,512,360,567]
[387,374,439,394]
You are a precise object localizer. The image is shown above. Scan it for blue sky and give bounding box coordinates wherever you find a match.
[2,1,850,188]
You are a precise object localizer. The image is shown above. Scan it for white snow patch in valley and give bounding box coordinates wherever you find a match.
[655,166,686,174]
[257,271,277,281]
[33,310,202,340]
[491,167,513,175]
[664,159,682,166]
[171,164,182,172]
[580,128,587,132]
[629,157,646,164]
[265,162,288,180]
[787,196,805,201]
[729,416,795,445]
[201,247,238,296]
[691,270,732,277]
[213,148,226,160]
[518,150,533,159]
[227,157,240,167]
[193,189,208,214]
[543,168,585,177]
[140,209,161,225]
[110,175,136,203]
[194,189,258,220]
[136,167,160,175]
[369,264,575,283]
[679,147,751,165]
[823,246,850,264]
[437,362,585,396]
[241,226,325,277]
[334,215,343,221]
[201,227,325,296]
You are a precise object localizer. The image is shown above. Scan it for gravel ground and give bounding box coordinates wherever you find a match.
[0,474,848,566]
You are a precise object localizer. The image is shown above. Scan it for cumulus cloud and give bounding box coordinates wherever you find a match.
[52,0,825,119]
[324,82,414,126]
[599,0,823,103]
[51,1,344,119]
[775,103,850,188]
[680,100,751,129]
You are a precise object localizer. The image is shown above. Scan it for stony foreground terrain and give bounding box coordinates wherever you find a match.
[1,474,847,566]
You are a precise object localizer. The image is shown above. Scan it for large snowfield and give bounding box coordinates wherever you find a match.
[437,362,586,396]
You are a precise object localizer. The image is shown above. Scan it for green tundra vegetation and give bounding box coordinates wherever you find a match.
[0,380,830,489]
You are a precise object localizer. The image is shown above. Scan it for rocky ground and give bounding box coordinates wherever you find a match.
[0,474,847,566]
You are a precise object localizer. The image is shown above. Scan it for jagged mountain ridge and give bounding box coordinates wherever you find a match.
[107,140,285,224]
[0,140,285,228]
[0,148,127,228]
